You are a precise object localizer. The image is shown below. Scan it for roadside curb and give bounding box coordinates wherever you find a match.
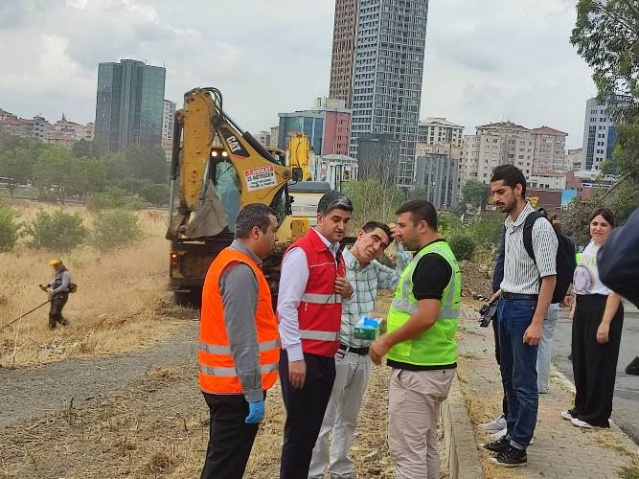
[440,375,484,479]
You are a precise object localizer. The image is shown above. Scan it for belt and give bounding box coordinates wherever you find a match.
[339,343,370,355]
[502,292,538,301]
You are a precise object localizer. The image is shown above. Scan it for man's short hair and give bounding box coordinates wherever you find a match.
[395,200,438,231]
[490,164,527,198]
[235,203,276,239]
[361,221,392,245]
[317,191,353,215]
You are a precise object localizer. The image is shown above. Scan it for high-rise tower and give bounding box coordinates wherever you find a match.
[329,0,358,109]
[94,59,166,155]
[332,0,429,187]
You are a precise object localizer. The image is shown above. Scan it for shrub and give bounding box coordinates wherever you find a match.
[87,187,128,212]
[139,184,169,207]
[0,203,20,252]
[466,214,503,248]
[91,209,142,252]
[26,210,87,252]
[88,186,148,212]
[87,192,117,212]
[449,234,477,261]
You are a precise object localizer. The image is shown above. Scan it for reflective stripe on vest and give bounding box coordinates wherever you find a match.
[299,330,339,341]
[301,293,342,304]
[199,363,278,377]
[200,339,280,355]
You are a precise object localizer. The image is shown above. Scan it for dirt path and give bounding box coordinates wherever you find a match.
[0,322,199,429]
[0,320,396,478]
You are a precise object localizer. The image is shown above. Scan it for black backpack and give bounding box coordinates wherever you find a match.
[522,211,576,304]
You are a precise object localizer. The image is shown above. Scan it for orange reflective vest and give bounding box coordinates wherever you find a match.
[283,229,344,357]
[199,247,280,394]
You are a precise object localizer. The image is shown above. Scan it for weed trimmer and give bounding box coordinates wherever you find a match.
[0,292,51,332]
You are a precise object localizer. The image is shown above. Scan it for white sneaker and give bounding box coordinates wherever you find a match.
[479,415,507,432]
[490,427,508,441]
[560,411,573,421]
[571,417,594,429]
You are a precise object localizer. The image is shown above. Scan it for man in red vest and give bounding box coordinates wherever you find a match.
[198,203,280,479]
[278,191,354,478]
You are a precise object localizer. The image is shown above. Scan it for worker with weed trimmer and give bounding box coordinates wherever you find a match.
[40,259,72,329]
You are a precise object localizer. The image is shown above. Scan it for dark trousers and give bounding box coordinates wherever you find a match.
[492,313,509,418]
[498,297,538,447]
[570,294,623,427]
[200,392,260,479]
[279,350,335,479]
[49,293,68,328]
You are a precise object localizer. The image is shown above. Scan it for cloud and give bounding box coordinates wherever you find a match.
[422,0,595,147]
[0,0,595,149]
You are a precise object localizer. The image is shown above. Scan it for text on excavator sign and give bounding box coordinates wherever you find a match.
[244,166,277,191]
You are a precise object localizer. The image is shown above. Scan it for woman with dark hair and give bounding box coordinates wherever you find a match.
[562,208,624,428]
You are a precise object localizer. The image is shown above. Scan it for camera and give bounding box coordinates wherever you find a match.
[478,302,497,328]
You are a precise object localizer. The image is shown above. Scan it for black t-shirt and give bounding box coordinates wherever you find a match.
[412,239,453,301]
[387,239,455,372]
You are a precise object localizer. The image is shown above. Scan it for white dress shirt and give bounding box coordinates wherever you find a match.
[278,228,341,362]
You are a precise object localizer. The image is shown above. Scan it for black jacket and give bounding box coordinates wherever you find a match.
[598,207,639,308]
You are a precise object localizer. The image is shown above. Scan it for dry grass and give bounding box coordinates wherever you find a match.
[0,202,191,367]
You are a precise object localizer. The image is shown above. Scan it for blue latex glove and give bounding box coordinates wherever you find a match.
[245,399,265,424]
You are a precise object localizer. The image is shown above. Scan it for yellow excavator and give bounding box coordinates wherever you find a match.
[167,87,304,305]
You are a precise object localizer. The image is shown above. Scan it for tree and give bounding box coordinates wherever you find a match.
[90,209,142,252]
[26,210,87,253]
[462,180,487,208]
[0,202,20,252]
[32,147,73,202]
[139,183,170,206]
[571,0,639,119]
[71,139,95,158]
[342,179,405,229]
[570,0,639,223]
[125,145,168,184]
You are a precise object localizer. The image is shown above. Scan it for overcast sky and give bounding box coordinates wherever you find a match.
[0,0,595,148]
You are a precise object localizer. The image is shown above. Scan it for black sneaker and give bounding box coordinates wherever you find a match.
[491,445,527,467]
[482,435,510,453]
[626,356,639,376]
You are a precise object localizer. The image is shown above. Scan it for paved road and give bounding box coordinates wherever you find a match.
[552,301,639,443]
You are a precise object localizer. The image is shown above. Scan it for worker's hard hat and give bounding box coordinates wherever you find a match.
[49,259,62,266]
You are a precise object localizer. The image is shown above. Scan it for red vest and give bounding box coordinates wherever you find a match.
[283,229,344,357]
[199,248,279,394]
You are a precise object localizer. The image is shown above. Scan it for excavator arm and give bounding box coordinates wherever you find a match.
[167,87,292,240]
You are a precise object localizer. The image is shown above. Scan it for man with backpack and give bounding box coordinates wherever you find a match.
[481,209,576,439]
[484,165,558,467]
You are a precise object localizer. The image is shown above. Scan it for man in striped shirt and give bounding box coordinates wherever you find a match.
[309,221,410,479]
[484,165,558,467]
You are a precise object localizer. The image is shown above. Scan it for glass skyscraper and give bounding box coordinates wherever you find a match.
[94,59,166,155]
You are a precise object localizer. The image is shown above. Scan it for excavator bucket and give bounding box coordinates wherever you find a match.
[183,181,228,239]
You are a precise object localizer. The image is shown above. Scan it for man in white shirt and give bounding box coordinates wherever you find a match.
[277,191,354,479]
[485,165,557,468]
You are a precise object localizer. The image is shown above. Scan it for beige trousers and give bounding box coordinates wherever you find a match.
[388,368,455,479]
